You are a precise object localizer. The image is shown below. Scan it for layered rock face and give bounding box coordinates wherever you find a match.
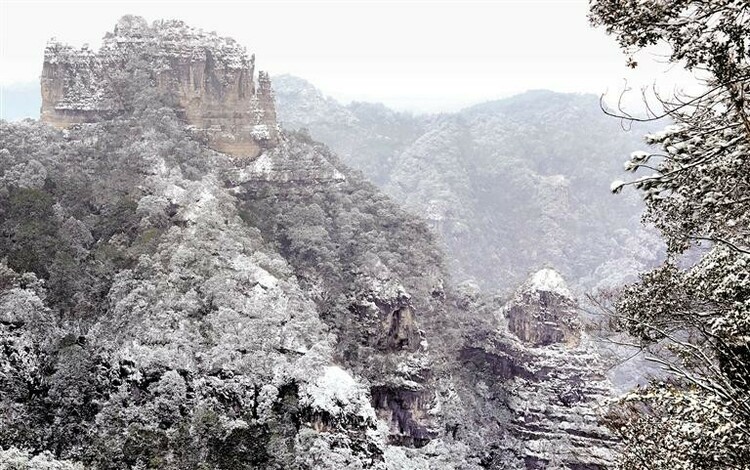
[460,269,616,469]
[6,18,625,469]
[505,268,580,347]
[350,268,618,470]
[41,15,278,159]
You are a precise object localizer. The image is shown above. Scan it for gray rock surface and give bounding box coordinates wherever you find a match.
[0,17,619,469]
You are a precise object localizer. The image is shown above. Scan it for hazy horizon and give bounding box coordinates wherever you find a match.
[1,0,697,113]
[0,74,635,122]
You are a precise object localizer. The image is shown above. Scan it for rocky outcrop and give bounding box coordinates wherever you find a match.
[505,268,580,347]
[451,269,616,469]
[371,385,437,448]
[351,278,439,448]
[226,132,346,188]
[501,269,615,469]
[41,15,278,159]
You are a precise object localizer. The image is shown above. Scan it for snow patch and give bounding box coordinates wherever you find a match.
[182,188,217,223]
[230,254,279,289]
[300,366,375,421]
[610,179,626,193]
[529,268,570,297]
[251,124,271,140]
[250,152,274,176]
[163,184,186,203]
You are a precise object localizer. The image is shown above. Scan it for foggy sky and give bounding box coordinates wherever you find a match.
[1,0,696,112]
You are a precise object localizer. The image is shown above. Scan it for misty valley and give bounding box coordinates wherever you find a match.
[1,3,749,470]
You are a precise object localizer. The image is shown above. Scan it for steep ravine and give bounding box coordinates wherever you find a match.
[273,75,663,294]
[0,16,616,469]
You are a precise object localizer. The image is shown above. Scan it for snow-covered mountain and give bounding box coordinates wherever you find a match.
[0,17,620,470]
[274,75,664,293]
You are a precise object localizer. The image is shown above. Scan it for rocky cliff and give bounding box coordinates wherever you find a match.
[505,269,580,347]
[454,269,616,469]
[501,270,615,468]
[41,15,278,159]
[2,17,619,470]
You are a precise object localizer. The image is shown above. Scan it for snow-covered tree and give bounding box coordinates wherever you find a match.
[590,1,750,468]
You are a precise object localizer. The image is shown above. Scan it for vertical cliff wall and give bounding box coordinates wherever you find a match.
[454,269,616,469]
[40,15,278,159]
[501,269,615,469]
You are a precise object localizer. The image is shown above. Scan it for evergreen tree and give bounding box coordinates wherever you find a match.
[590,1,750,468]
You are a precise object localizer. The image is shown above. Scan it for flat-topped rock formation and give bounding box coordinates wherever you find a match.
[41,15,278,159]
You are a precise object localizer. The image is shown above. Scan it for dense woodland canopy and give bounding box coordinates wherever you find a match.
[1,3,749,469]
[0,80,452,467]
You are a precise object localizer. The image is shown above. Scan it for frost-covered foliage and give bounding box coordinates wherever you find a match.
[591,1,750,468]
[0,36,474,466]
[0,447,84,470]
[2,18,630,469]
[606,383,749,470]
[0,84,426,467]
[590,0,750,75]
[0,109,619,468]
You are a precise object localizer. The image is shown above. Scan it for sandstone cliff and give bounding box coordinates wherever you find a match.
[41,15,278,159]
[1,18,623,469]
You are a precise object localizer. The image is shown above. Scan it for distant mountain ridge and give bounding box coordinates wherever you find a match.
[0,17,619,470]
[0,82,41,121]
[274,74,664,293]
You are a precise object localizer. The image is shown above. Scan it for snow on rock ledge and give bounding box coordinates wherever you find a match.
[529,267,571,298]
[40,15,279,159]
[505,268,580,347]
[300,366,377,424]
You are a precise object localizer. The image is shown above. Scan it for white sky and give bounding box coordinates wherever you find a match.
[0,0,696,112]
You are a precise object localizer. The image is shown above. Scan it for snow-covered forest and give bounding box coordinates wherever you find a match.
[0,1,748,469]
